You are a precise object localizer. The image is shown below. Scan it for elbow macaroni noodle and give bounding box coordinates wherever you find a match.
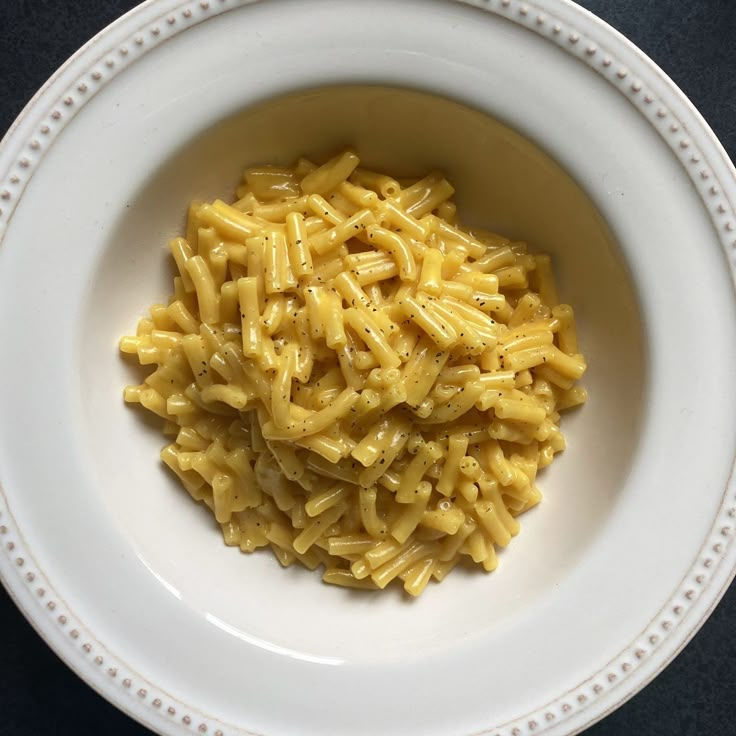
[121,150,587,596]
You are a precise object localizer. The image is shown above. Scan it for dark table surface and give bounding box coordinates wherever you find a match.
[1,2,735,735]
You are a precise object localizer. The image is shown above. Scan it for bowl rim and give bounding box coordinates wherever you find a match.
[1,1,735,735]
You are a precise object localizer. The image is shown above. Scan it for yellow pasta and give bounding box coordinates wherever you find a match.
[243,165,301,201]
[121,149,587,597]
[300,150,360,196]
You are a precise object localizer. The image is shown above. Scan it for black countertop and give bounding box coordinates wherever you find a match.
[1,2,735,734]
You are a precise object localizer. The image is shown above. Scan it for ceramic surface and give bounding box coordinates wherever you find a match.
[0,2,735,735]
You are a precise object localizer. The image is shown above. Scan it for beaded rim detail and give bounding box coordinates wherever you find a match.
[0,1,735,735]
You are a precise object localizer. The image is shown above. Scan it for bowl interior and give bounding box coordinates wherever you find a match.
[80,85,646,659]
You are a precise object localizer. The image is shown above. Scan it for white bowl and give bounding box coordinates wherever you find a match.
[1,1,735,735]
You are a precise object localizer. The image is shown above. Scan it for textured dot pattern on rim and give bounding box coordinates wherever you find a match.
[0,0,735,735]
